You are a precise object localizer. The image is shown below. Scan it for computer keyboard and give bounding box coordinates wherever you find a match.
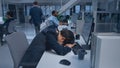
[72,42,83,55]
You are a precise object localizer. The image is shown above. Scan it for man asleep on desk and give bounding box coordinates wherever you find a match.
[31,24,75,56]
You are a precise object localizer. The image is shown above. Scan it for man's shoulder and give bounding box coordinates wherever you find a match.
[48,15,55,20]
[31,6,40,9]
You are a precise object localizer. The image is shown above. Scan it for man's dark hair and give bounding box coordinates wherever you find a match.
[33,1,38,5]
[60,29,75,45]
[6,11,14,17]
[52,10,57,15]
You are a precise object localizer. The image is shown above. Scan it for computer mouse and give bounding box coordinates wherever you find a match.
[59,59,71,66]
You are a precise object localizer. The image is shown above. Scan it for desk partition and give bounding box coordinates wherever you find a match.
[91,33,120,68]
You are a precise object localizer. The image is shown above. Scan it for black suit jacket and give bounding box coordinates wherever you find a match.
[42,25,71,56]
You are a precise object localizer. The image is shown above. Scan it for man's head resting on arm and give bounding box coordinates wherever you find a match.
[57,29,75,48]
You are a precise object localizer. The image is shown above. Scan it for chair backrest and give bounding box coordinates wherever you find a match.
[5,32,29,68]
[8,19,17,33]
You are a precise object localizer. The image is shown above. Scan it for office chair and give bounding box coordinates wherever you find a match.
[0,19,17,45]
[7,19,17,34]
[5,32,29,68]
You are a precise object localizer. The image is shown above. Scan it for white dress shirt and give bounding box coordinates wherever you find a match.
[48,15,59,26]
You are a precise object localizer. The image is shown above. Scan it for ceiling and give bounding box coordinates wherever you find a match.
[3,0,120,5]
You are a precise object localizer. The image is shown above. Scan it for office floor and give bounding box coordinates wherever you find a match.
[0,23,91,68]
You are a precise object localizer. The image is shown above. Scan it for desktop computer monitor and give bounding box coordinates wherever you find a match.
[81,22,94,45]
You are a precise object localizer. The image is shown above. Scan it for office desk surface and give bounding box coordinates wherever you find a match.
[37,50,90,68]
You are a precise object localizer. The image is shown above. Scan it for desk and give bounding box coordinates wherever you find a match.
[37,50,90,68]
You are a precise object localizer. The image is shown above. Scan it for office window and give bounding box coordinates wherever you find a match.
[65,9,70,15]
[85,5,92,12]
[75,5,80,13]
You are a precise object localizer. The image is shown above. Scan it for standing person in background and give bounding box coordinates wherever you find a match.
[29,1,43,35]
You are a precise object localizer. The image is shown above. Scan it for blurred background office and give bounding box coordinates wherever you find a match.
[0,0,120,68]
[0,0,120,33]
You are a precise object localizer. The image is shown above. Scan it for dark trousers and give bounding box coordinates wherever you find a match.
[34,23,41,35]
[0,25,4,45]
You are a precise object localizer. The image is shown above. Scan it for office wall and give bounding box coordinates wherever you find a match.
[4,0,34,3]
[0,0,2,16]
[4,0,69,4]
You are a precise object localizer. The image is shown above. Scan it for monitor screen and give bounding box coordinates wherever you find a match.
[81,22,94,44]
